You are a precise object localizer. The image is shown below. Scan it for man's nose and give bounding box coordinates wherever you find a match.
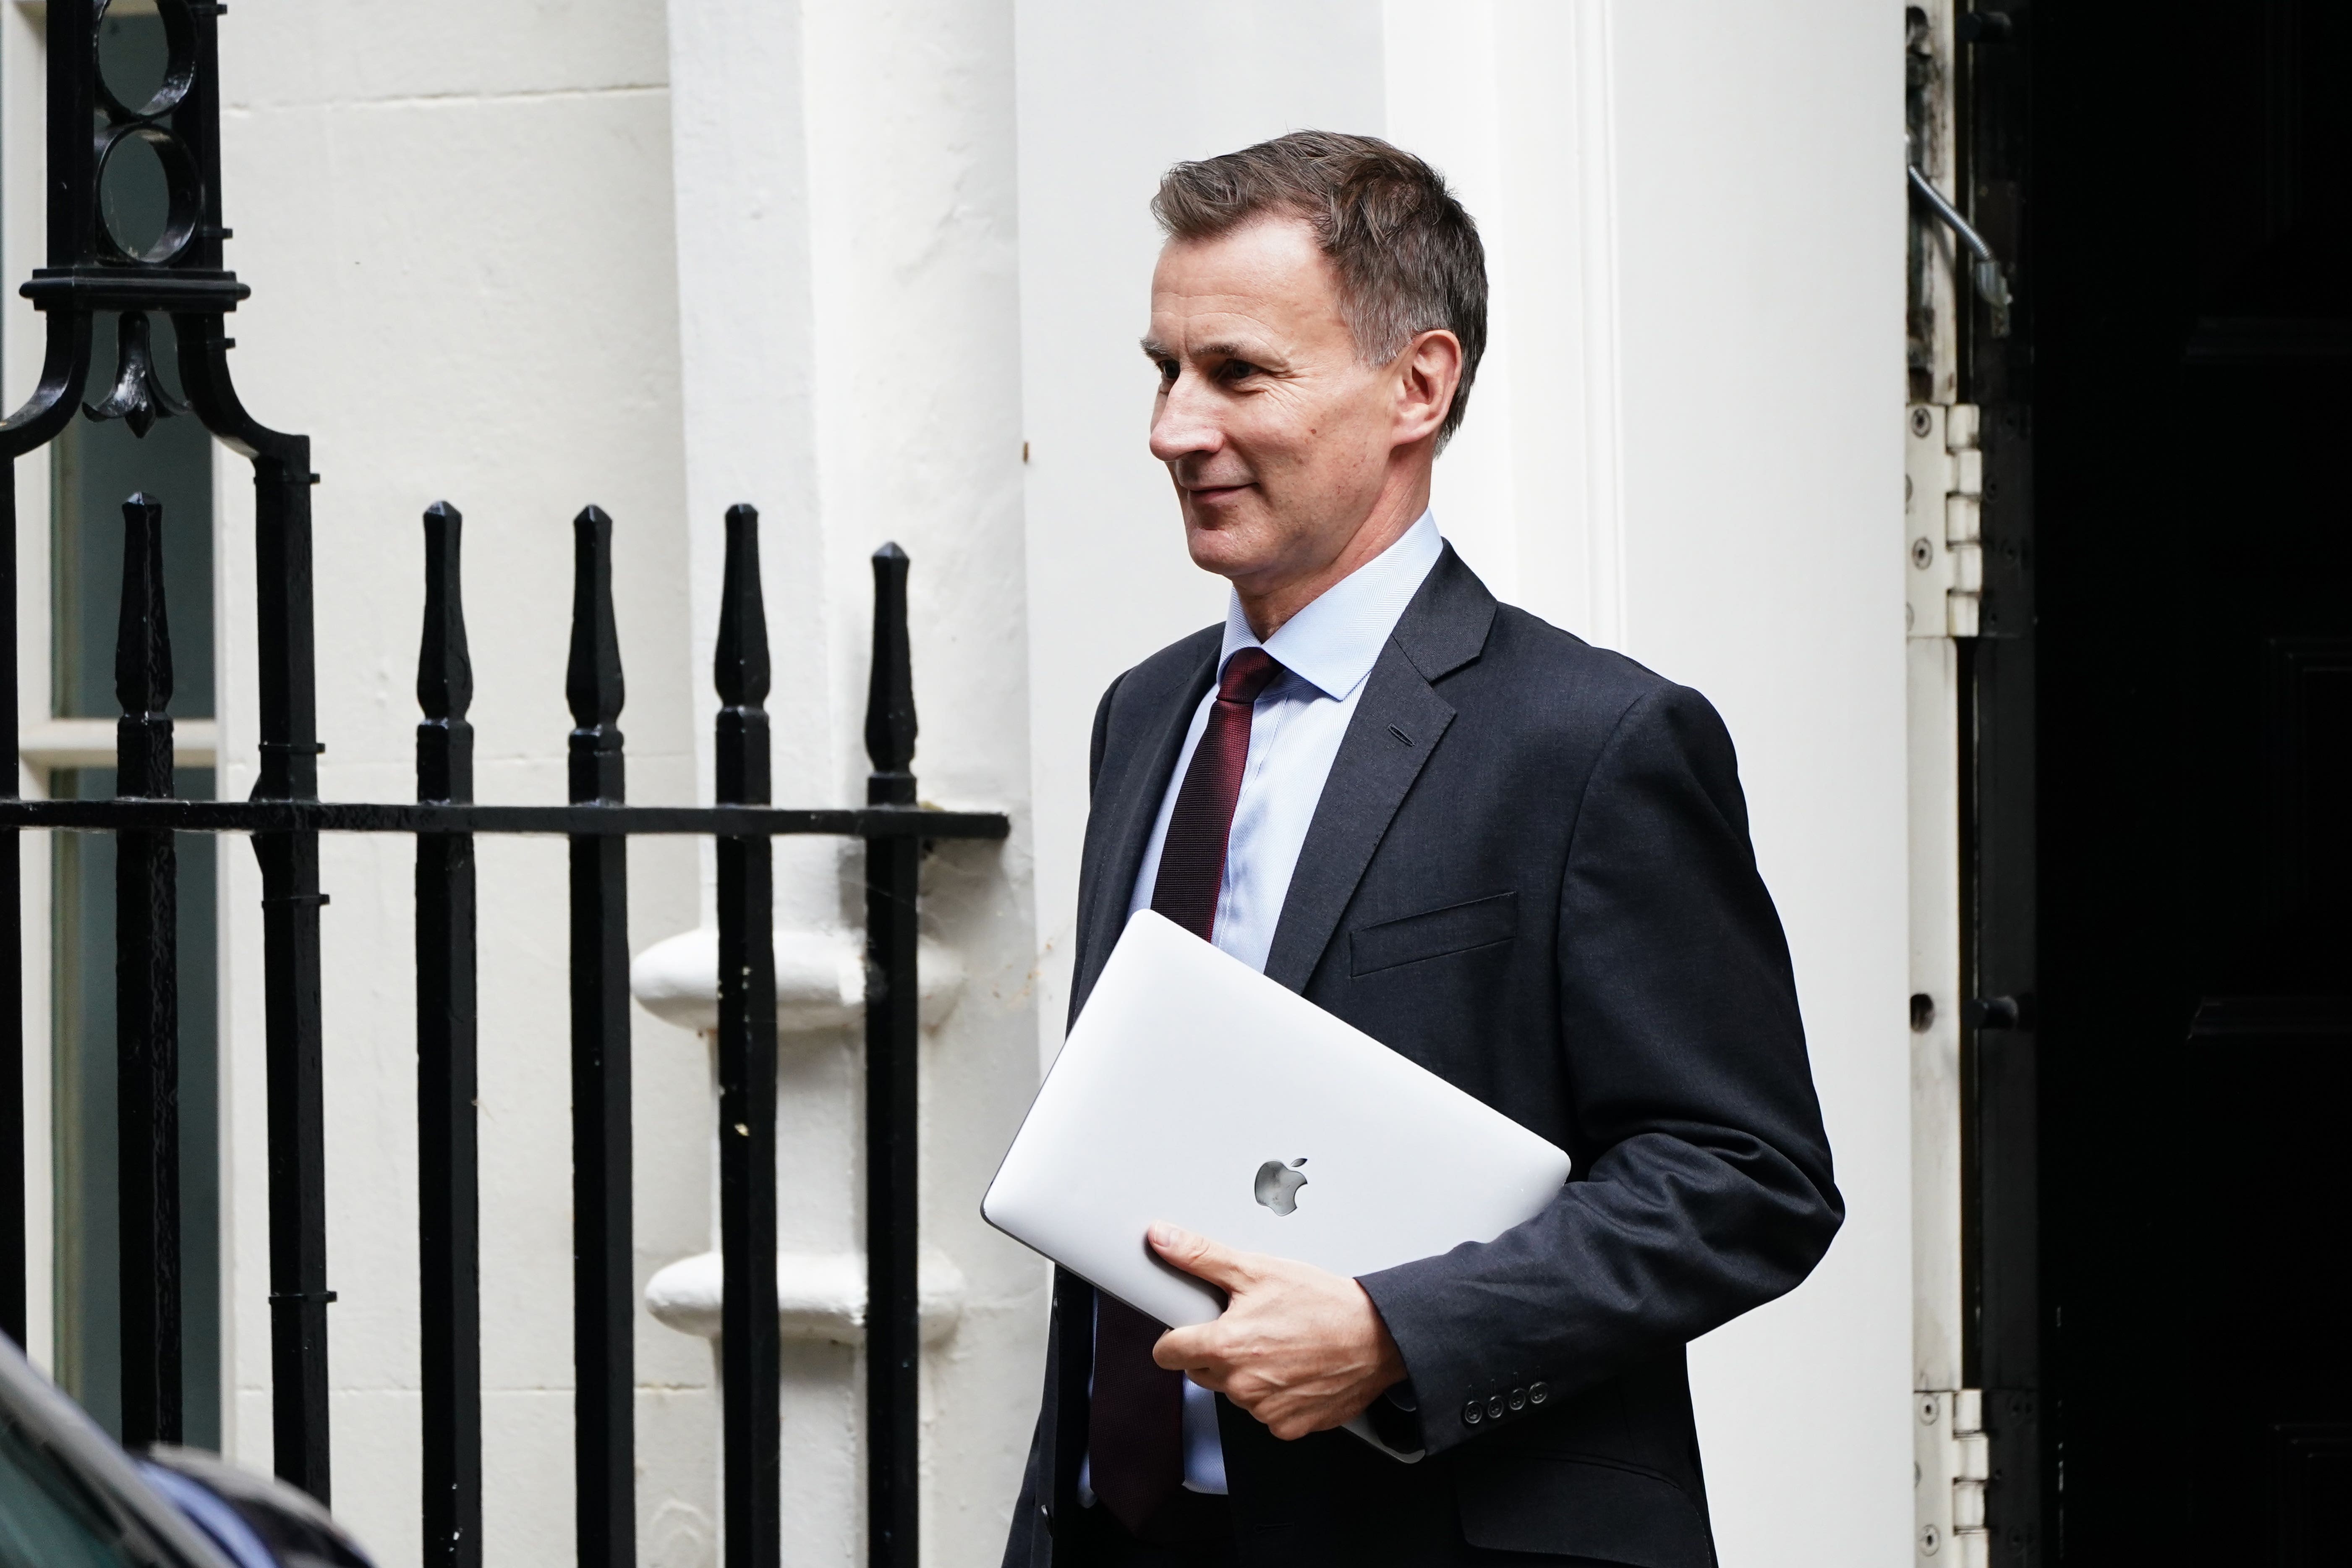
[1149,371,1224,464]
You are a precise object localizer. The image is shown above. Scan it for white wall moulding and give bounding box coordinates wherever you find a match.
[627,925,966,1035]
[18,717,219,769]
[645,1247,968,1347]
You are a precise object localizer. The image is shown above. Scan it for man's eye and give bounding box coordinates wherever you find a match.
[1155,359,1179,384]
[1219,360,1262,382]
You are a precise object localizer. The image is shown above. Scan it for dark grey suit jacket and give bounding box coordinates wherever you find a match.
[1002,547,1841,1567]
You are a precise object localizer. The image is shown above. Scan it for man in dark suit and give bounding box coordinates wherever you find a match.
[1003,131,1841,1568]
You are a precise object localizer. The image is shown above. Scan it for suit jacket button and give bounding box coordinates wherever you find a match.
[1463,1400,1484,1426]
[1487,1395,1507,1421]
[1509,1387,1527,1411]
[1529,1381,1550,1405]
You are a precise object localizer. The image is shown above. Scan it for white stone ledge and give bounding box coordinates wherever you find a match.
[20,717,220,770]
[629,926,964,1035]
[645,1247,967,1346]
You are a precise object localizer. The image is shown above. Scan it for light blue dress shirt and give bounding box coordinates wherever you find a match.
[1109,510,1445,1497]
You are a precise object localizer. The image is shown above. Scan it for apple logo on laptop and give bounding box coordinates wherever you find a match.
[1253,1158,1309,1216]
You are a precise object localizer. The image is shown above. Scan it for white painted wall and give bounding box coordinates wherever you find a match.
[206,5,711,1565]
[1015,3,1909,1563]
[1600,7,1910,1562]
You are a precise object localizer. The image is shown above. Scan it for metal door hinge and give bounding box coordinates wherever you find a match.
[1917,1388,1990,1565]
[1906,402,1982,639]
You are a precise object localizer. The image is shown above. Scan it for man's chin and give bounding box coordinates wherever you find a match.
[1182,514,1271,580]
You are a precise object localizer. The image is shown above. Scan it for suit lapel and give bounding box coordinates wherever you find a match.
[1262,546,1497,994]
[1071,643,1217,1016]
[1261,650,1454,993]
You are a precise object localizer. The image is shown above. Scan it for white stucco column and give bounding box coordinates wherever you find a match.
[660,1,1042,1561]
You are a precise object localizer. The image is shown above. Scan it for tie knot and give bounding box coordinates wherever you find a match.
[1217,647,1282,705]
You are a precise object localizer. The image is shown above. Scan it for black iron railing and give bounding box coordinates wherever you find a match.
[0,6,1005,1568]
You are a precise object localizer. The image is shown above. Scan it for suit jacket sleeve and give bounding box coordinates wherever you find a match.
[1357,684,1843,1458]
[1090,673,1121,794]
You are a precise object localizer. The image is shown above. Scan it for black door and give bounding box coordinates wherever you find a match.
[1963,1,2352,1562]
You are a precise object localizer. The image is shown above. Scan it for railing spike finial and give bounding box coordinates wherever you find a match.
[712,499,782,1565]
[114,491,174,798]
[564,504,638,1560]
[565,505,625,806]
[865,543,915,806]
[414,498,483,1568]
[417,502,474,805]
[862,540,923,1563]
[713,503,771,808]
[83,312,191,439]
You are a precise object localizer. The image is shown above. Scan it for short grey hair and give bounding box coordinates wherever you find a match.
[1152,130,1488,449]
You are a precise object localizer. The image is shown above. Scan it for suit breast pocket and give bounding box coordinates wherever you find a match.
[1349,891,1518,977]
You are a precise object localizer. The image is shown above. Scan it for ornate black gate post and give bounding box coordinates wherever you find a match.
[0,0,334,1496]
[235,421,334,1502]
[0,6,1008,1561]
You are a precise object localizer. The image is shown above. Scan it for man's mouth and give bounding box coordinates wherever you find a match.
[1184,481,1252,502]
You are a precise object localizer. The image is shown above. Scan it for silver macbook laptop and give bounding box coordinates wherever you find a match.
[983,910,1571,1455]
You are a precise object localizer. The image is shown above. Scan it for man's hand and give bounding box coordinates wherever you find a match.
[1147,1221,1407,1441]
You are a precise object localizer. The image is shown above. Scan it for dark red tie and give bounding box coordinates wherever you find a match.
[1091,647,1281,1535]
[1150,648,1283,941]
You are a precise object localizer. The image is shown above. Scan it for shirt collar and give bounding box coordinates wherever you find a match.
[1218,510,1444,700]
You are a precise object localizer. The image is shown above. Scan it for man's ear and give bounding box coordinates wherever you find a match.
[1393,329,1464,447]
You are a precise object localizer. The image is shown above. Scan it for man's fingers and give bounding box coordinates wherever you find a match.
[1149,1222,1256,1290]
[1151,1325,1213,1372]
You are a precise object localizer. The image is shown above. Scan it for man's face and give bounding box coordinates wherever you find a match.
[1144,218,1400,594]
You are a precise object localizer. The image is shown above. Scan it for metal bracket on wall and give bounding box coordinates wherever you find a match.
[1908,165,2012,337]
[1917,1388,1990,1566]
[1907,402,1984,639]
